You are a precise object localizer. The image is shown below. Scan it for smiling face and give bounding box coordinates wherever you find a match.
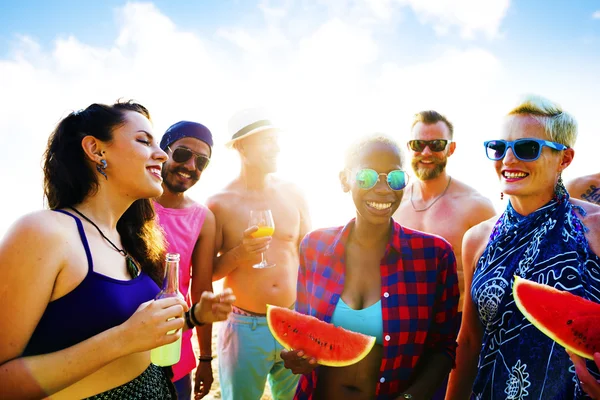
[342,141,405,226]
[497,114,568,201]
[162,137,211,193]
[104,111,168,198]
[237,129,280,173]
[409,121,455,181]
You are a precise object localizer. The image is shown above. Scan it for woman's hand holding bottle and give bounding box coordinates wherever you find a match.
[118,297,188,355]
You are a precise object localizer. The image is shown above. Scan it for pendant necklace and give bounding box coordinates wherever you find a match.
[70,207,140,278]
[410,176,452,212]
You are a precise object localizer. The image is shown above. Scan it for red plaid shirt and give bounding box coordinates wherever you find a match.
[294,219,459,399]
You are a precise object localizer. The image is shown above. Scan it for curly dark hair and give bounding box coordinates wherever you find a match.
[43,100,165,285]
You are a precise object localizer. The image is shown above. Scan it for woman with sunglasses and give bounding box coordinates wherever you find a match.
[446,95,600,399]
[0,101,235,399]
[281,134,460,399]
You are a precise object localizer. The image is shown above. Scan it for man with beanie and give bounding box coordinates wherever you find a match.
[207,108,312,400]
[156,121,217,399]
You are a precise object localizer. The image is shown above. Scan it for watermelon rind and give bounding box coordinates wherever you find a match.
[513,275,598,360]
[266,304,376,367]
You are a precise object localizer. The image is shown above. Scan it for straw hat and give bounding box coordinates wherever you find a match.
[226,107,278,148]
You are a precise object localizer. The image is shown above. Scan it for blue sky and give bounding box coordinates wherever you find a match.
[2,1,599,59]
[0,1,243,53]
[0,0,599,236]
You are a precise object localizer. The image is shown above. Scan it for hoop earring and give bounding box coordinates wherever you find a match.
[96,159,108,180]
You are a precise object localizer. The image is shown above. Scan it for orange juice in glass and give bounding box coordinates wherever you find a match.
[249,210,275,268]
[251,226,275,238]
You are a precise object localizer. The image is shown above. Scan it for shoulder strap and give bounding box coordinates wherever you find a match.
[52,209,94,272]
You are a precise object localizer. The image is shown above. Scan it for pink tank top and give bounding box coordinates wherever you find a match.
[154,201,207,381]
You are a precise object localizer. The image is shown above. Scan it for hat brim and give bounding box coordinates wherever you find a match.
[225,126,279,148]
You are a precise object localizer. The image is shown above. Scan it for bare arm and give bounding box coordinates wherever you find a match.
[206,198,238,281]
[565,179,580,199]
[207,198,270,281]
[469,195,497,228]
[190,209,215,398]
[566,177,588,200]
[296,188,312,248]
[569,176,600,205]
[0,213,185,399]
[445,223,490,400]
[574,199,600,255]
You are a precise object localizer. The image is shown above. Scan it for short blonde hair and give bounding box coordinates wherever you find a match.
[507,94,577,147]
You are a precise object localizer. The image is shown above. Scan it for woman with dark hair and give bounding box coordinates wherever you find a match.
[281,134,460,399]
[0,100,235,399]
[446,95,600,399]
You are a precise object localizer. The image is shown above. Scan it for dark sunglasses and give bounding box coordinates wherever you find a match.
[354,169,408,191]
[408,139,451,152]
[168,146,210,171]
[484,139,567,162]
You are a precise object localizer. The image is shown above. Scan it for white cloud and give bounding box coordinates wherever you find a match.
[592,10,600,19]
[1,1,598,236]
[307,0,511,38]
[0,2,506,236]
[361,0,394,20]
[377,48,502,107]
[396,0,511,38]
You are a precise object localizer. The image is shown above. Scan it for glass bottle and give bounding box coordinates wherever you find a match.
[150,253,184,366]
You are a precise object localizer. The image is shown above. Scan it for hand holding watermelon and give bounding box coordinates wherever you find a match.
[281,349,318,375]
[266,305,376,367]
[568,351,600,399]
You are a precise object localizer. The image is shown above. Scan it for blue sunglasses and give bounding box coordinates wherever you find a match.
[354,169,408,191]
[484,139,567,162]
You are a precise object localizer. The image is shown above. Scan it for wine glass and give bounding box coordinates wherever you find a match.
[249,209,276,269]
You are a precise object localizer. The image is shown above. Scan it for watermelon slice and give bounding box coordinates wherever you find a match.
[266,305,376,367]
[513,276,600,360]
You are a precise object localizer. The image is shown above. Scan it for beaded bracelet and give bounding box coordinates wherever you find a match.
[198,355,214,362]
[189,303,206,327]
[184,308,195,330]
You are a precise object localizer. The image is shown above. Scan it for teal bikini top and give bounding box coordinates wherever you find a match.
[331,298,383,345]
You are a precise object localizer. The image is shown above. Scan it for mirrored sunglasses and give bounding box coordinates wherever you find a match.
[355,169,408,191]
[169,147,210,171]
[408,139,451,152]
[484,139,567,162]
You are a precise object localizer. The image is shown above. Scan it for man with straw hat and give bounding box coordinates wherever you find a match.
[207,107,312,400]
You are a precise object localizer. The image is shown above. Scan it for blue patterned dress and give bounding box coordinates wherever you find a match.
[471,196,600,399]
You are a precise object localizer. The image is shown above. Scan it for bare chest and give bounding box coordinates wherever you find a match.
[220,192,301,250]
[395,198,470,255]
[341,246,382,309]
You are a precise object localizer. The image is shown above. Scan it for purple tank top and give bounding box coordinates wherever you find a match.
[23,210,160,356]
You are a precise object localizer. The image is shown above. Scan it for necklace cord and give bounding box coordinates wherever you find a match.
[410,176,452,212]
[69,207,140,277]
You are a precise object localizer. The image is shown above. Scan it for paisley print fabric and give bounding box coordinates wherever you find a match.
[471,196,600,399]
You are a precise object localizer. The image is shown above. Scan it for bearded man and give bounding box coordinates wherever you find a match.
[394,111,496,314]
